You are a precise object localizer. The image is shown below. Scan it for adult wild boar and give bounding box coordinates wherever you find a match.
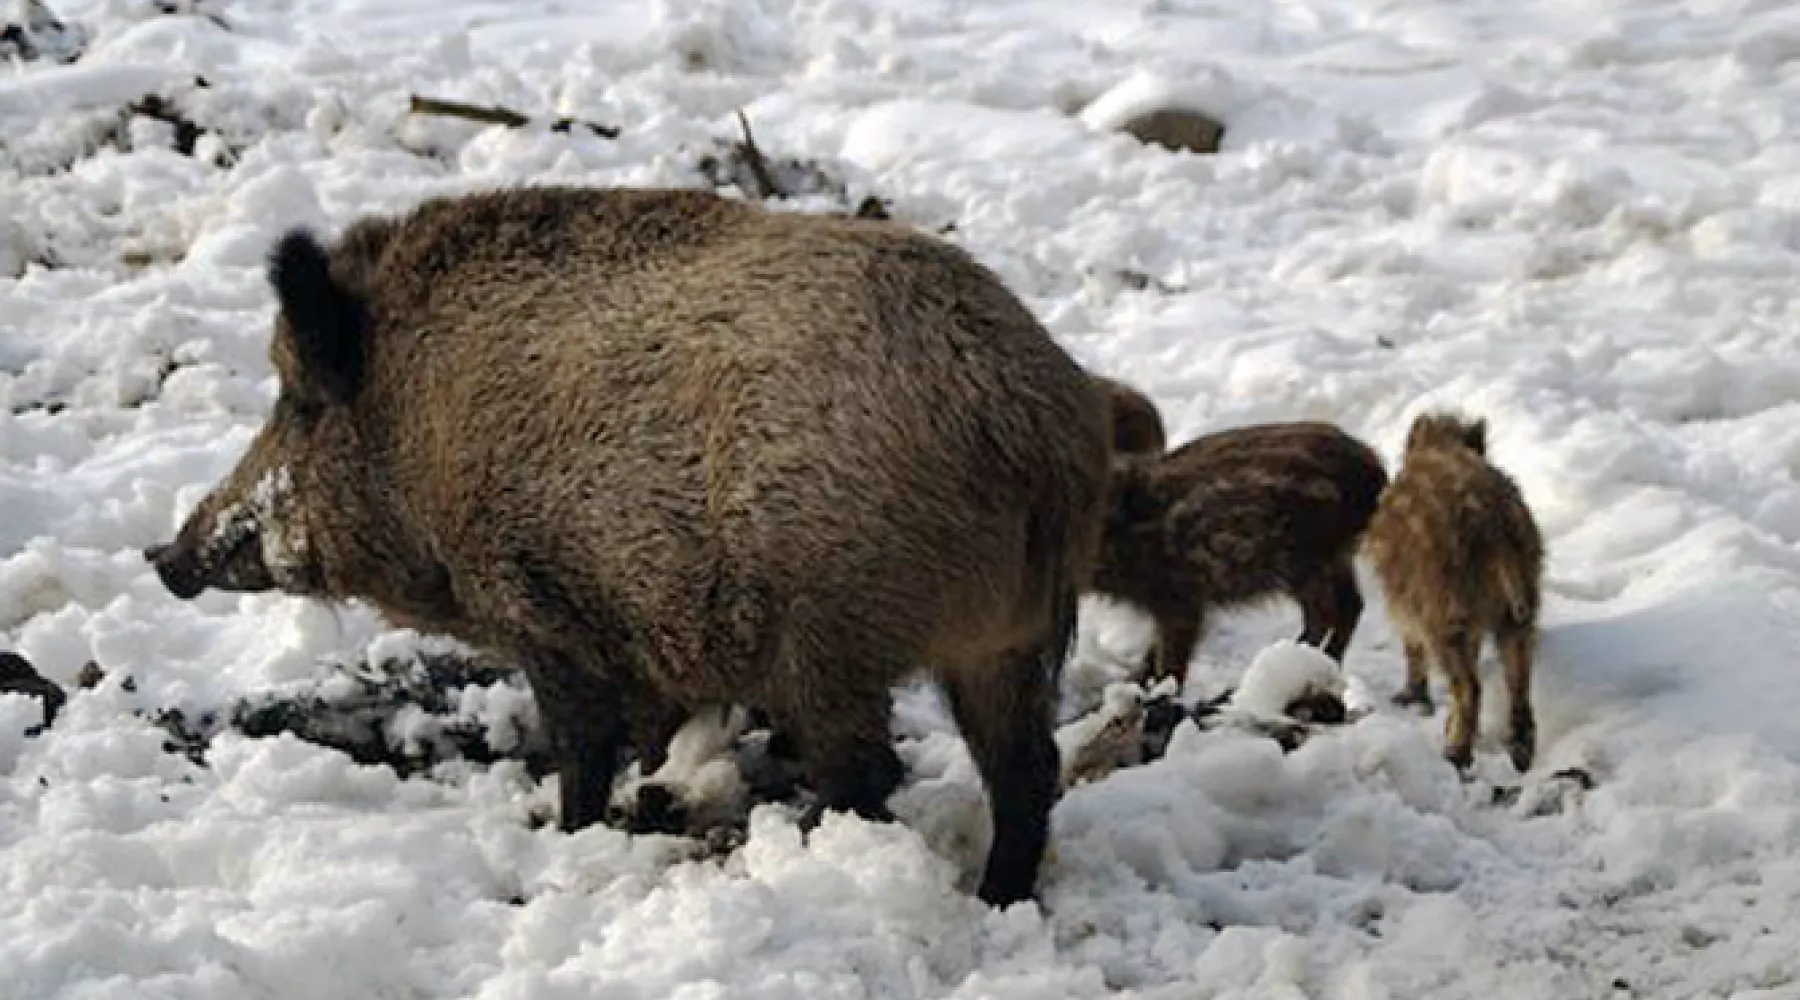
[144,185,1111,907]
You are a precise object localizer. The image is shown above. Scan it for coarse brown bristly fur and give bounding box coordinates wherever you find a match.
[1363,411,1545,773]
[144,185,1112,908]
[1094,375,1167,456]
[1090,420,1389,688]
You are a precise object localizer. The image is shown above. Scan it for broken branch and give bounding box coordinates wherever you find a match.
[733,108,784,200]
[407,94,620,139]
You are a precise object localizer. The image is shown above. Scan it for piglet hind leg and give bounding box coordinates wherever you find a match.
[1498,621,1538,773]
[1434,629,1482,772]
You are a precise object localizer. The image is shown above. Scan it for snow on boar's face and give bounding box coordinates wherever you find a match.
[146,229,365,601]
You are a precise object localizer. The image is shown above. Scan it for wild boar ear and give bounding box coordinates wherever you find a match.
[1403,415,1428,453]
[1108,457,1161,524]
[1464,417,1489,455]
[268,228,366,405]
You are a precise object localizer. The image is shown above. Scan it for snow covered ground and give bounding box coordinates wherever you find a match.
[7,0,1800,995]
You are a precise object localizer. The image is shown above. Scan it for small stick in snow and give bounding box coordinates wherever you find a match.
[0,651,66,736]
[406,94,621,139]
[153,1,230,32]
[732,108,785,200]
[1,0,86,64]
[127,93,203,157]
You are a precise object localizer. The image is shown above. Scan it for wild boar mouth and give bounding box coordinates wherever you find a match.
[146,511,278,600]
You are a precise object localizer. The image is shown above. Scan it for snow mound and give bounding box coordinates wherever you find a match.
[1231,640,1347,720]
[1077,68,1233,135]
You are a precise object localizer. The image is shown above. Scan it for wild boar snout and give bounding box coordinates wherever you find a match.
[149,520,281,599]
[146,474,294,601]
[145,540,209,600]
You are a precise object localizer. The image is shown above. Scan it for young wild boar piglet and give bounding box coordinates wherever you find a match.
[143,185,1111,908]
[1094,375,1167,456]
[1092,421,1388,688]
[1364,412,1544,773]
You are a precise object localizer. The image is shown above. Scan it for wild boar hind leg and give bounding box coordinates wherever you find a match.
[762,617,905,827]
[519,653,632,831]
[1297,556,1364,662]
[940,636,1063,908]
[772,685,904,828]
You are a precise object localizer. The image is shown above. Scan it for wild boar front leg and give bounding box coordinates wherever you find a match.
[772,684,903,827]
[520,654,629,831]
[1391,635,1434,715]
[1144,606,1204,689]
[1297,556,1364,661]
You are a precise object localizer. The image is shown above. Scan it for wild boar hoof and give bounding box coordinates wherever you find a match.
[1508,738,1535,775]
[1445,746,1475,776]
[976,864,1039,909]
[1391,687,1434,716]
[1508,713,1537,773]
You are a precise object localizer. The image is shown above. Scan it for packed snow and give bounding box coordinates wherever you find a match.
[6,0,1800,996]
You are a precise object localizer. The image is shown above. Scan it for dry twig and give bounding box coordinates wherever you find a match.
[732,108,783,200]
[407,94,620,139]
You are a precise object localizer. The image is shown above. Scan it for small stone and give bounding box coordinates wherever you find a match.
[1680,925,1719,949]
[1551,766,1596,790]
[851,196,890,220]
[1118,107,1225,155]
